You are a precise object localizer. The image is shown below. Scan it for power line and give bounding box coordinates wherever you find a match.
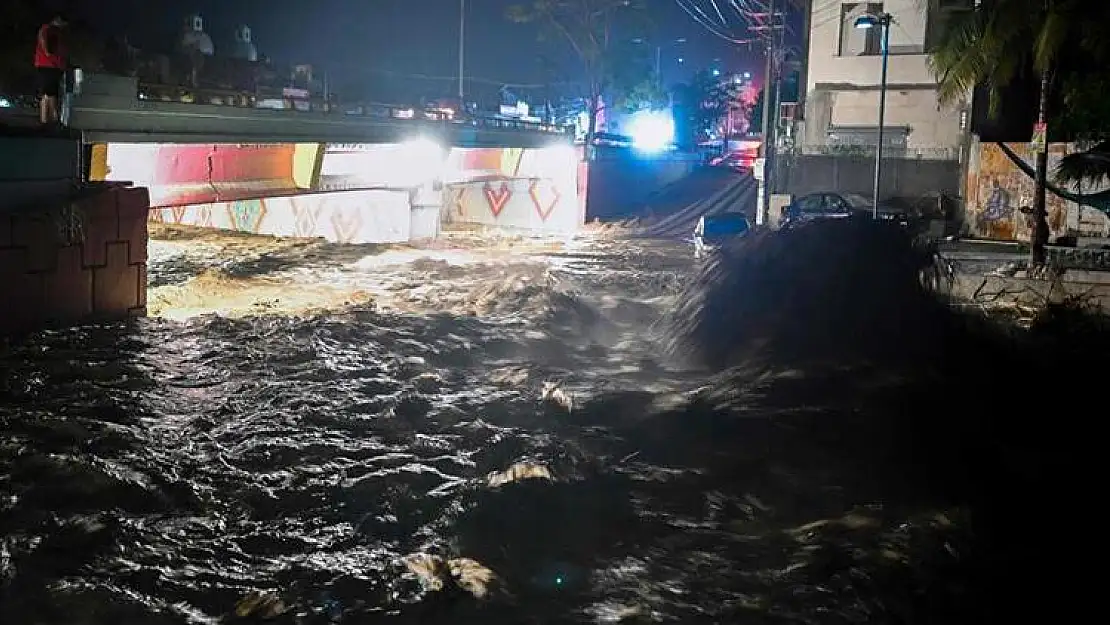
[674,0,758,44]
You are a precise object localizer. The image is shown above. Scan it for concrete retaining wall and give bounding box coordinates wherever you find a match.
[965,140,1110,242]
[0,137,82,213]
[444,177,581,233]
[774,154,960,200]
[954,273,1110,308]
[149,189,414,244]
[1,186,149,334]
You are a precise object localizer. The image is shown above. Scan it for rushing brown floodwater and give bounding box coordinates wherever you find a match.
[1,225,969,624]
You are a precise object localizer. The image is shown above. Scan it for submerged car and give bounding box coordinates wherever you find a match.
[780,192,911,228]
[693,212,751,259]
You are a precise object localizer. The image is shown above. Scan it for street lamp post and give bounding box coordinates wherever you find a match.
[458,0,466,100]
[633,37,685,90]
[854,12,893,220]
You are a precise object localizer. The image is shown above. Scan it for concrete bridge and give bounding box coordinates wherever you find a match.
[0,72,587,334]
[64,74,571,148]
[1,73,702,334]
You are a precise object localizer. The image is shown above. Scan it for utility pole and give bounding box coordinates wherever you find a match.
[754,0,781,226]
[458,0,466,100]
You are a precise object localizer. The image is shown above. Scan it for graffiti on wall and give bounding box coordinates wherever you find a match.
[446,177,580,232]
[483,181,513,217]
[149,189,414,243]
[966,142,1110,240]
[529,179,561,221]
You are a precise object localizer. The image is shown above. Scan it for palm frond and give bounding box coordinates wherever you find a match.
[1055,142,1110,188]
[927,7,990,105]
[1032,8,1069,73]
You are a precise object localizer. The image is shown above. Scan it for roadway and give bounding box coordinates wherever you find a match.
[3,73,572,147]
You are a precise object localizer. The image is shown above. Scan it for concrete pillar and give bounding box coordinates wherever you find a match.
[410,183,443,241]
[754,158,768,225]
[769,194,793,229]
[1,137,150,334]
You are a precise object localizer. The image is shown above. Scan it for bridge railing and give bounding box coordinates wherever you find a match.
[135,81,573,136]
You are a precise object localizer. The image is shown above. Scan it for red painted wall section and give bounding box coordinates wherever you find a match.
[0,186,149,334]
[102,144,299,208]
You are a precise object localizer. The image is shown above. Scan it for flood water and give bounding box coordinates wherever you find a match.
[3,226,978,624]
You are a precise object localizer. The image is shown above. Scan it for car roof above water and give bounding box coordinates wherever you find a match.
[699,212,750,237]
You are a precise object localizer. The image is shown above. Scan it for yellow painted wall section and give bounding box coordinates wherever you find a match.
[500,148,525,177]
[292,143,325,189]
[88,144,109,181]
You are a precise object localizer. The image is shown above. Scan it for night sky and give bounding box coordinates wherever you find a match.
[64,1,799,98]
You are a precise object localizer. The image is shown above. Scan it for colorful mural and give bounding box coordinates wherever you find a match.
[966,141,1110,241]
[91,142,581,210]
[445,168,581,234]
[149,189,414,244]
[90,143,314,208]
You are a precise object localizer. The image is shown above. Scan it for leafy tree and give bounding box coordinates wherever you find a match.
[672,70,742,145]
[1053,36,1110,189]
[928,0,1110,264]
[612,46,667,114]
[614,77,667,113]
[749,72,800,136]
[507,0,650,157]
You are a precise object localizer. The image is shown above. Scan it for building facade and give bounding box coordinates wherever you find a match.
[799,0,971,159]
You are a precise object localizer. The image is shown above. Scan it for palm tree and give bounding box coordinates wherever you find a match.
[928,0,1105,265]
[1056,142,1110,188]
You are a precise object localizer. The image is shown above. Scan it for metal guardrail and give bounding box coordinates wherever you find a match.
[136,82,573,136]
[784,144,961,161]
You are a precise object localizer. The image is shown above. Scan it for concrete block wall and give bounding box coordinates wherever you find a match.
[0,186,149,334]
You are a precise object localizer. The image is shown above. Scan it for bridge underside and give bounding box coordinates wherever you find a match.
[91,140,586,243]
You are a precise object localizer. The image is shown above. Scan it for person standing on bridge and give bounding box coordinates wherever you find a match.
[34,15,68,127]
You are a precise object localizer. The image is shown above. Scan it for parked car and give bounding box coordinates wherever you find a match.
[693,212,751,259]
[708,150,756,172]
[780,192,912,228]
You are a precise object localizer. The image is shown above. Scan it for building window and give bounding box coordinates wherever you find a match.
[839,2,883,57]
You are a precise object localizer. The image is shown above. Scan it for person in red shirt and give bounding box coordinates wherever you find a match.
[34,15,68,126]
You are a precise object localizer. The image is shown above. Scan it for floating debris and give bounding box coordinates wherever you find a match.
[403,554,497,599]
[447,557,496,599]
[486,462,554,488]
[404,553,447,592]
[489,365,531,386]
[234,590,286,619]
[541,380,574,412]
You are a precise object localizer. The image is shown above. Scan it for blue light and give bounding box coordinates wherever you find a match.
[628,110,675,153]
[712,69,721,77]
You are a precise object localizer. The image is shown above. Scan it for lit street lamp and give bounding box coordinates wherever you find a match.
[854,11,893,220]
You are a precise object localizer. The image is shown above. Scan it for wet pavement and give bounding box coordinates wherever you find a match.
[2,224,970,624]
